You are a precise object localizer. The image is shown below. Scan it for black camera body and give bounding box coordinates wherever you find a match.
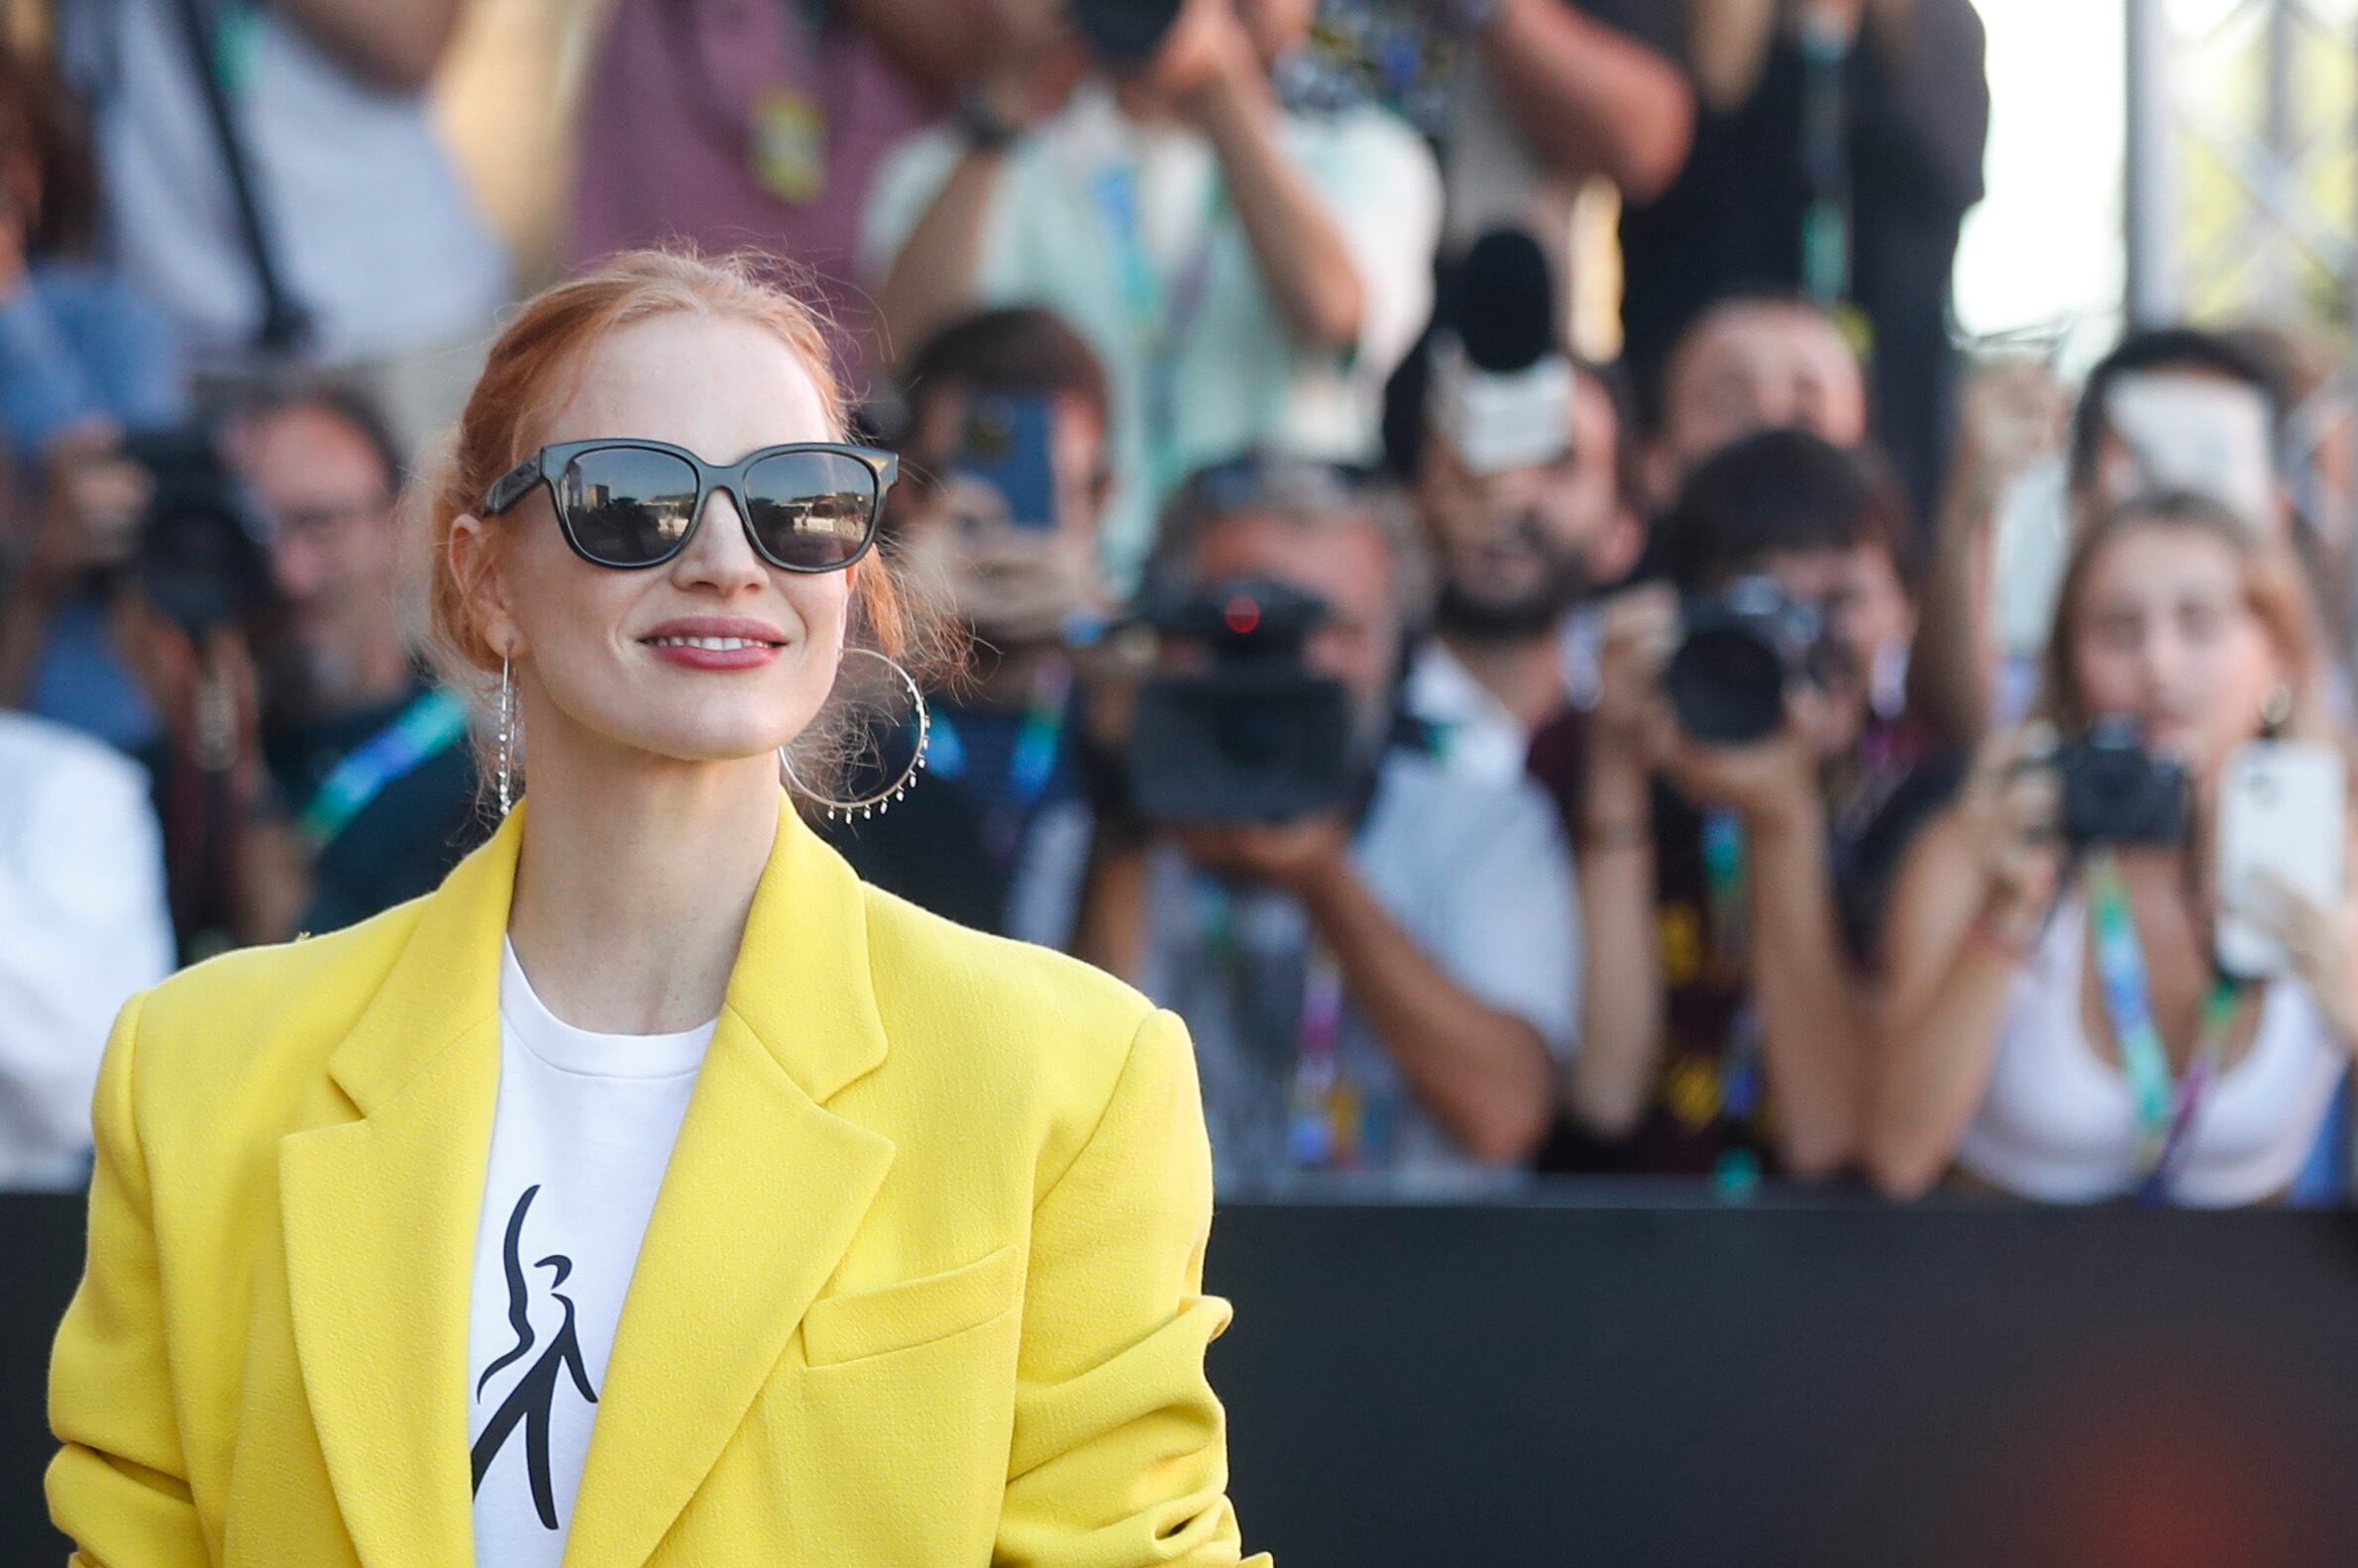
[1125,577,1356,825]
[126,427,276,636]
[1662,575,1828,746]
[2053,717,2191,847]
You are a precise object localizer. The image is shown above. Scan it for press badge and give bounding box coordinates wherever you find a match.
[751,87,827,204]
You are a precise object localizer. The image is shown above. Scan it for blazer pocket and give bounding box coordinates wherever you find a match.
[802,1242,1024,1368]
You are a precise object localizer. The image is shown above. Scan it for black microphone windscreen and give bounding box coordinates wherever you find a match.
[1447,228,1558,375]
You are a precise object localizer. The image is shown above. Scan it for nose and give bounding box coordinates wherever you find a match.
[270,530,321,604]
[668,485,768,596]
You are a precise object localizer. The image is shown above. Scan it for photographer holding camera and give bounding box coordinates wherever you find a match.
[860,0,1441,585]
[1869,489,2358,1205]
[0,42,187,753]
[1075,452,1578,1188]
[829,306,1113,942]
[1541,427,1932,1182]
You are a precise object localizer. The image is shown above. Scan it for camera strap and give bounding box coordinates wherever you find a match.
[1091,160,1228,498]
[292,686,470,852]
[2087,852,2248,1202]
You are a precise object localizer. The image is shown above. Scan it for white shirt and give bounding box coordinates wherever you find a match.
[61,0,510,365]
[468,940,714,1564]
[861,83,1441,587]
[1957,890,2347,1206]
[1138,747,1580,1193]
[0,713,173,1190]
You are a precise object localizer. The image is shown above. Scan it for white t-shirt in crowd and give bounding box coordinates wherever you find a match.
[467,940,714,1566]
[0,712,172,1191]
[60,0,510,365]
[860,82,1441,588]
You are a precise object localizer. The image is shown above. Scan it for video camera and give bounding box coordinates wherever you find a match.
[1661,575,1830,746]
[1125,575,1357,824]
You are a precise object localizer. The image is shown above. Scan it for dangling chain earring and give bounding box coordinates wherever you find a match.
[779,647,931,822]
[495,654,516,818]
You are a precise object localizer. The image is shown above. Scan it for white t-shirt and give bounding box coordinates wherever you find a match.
[860,82,1441,587]
[0,712,172,1191]
[467,940,714,1565]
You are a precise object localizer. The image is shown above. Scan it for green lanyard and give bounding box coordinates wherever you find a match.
[2087,853,2246,1202]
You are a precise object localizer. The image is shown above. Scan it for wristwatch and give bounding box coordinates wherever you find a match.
[953,89,1024,155]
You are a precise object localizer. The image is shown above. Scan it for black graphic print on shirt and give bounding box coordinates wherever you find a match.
[471,1184,597,1528]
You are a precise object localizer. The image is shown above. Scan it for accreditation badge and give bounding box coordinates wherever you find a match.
[751,87,827,205]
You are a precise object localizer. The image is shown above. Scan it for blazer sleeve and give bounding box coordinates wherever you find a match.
[996,1007,1272,1568]
[47,992,210,1566]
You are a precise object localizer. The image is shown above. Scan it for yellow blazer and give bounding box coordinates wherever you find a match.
[48,796,1270,1567]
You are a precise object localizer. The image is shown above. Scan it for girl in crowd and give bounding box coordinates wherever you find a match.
[48,249,1265,1566]
[1871,488,2357,1204]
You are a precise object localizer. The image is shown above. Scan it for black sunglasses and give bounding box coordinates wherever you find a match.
[478,439,897,573]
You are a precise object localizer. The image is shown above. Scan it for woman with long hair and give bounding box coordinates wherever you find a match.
[1869,488,2357,1205]
[48,249,1267,1566]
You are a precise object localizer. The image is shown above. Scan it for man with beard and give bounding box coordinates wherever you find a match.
[1405,350,1643,784]
[1073,453,1578,1189]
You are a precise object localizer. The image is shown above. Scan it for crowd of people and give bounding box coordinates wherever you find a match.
[6,0,2355,1210]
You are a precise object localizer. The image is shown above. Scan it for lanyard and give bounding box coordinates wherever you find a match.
[293,687,470,852]
[1090,159,1227,499]
[923,656,1074,861]
[1198,883,1367,1170]
[1700,809,1749,974]
[2087,853,2247,1202]
[1794,9,1852,307]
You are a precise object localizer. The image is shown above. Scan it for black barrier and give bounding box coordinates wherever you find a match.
[1208,1189,2358,1568]
[10,1189,2358,1564]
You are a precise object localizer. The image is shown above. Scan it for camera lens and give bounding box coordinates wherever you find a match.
[1664,625,1786,745]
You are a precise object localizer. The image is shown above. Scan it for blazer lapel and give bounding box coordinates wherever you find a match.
[278,805,523,1568]
[561,799,897,1568]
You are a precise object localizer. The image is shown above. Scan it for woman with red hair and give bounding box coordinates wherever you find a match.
[47,248,1268,1567]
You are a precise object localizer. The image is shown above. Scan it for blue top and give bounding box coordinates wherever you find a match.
[3,261,188,751]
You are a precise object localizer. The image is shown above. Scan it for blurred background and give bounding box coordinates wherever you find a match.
[12,0,2358,1561]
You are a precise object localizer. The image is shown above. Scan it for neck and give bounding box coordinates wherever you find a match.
[505,704,782,1035]
[1440,630,1565,731]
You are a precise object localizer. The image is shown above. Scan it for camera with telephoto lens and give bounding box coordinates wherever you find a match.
[2051,716,2191,847]
[1125,576,1356,825]
[1661,575,1829,746]
[126,426,277,636]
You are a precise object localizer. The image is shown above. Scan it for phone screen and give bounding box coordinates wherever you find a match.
[952,393,1059,532]
[2101,372,2277,528]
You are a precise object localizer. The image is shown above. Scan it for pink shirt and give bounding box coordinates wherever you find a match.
[567,0,942,396]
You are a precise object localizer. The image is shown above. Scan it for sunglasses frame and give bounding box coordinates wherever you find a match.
[477,438,898,574]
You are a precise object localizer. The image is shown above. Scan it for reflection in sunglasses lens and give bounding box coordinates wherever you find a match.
[560,449,699,565]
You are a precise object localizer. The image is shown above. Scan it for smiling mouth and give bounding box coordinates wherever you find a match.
[644,635,784,652]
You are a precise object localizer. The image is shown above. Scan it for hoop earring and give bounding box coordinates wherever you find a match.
[779,647,930,822]
[495,654,515,818]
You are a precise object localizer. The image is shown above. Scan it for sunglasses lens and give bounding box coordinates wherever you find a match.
[742,450,879,570]
[557,448,700,565]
